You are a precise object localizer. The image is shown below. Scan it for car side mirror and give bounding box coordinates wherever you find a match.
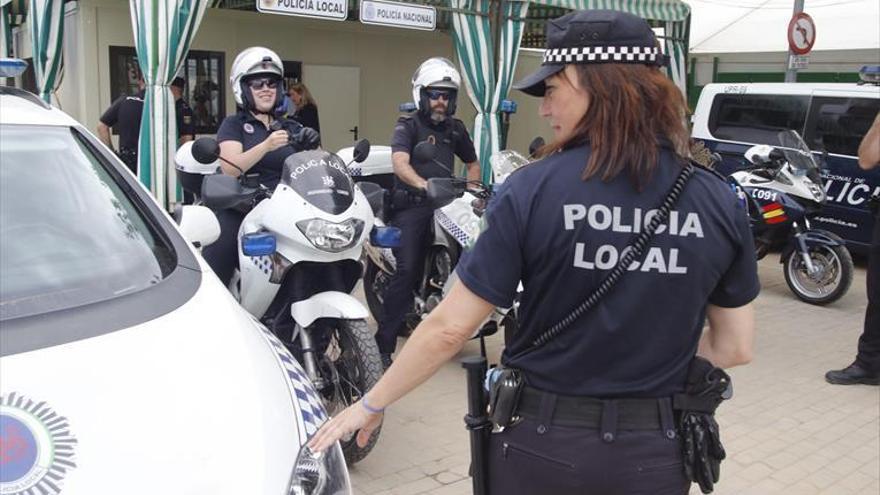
[192,137,221,164]
[413,141,438,164]
[353,139,371,163]
[175,205,220,248]
[357,181,385,217]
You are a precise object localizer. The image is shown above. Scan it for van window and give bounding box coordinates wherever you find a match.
[708,94,809,145]
[804,97,880,156]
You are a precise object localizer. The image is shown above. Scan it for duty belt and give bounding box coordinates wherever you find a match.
[515,385,677,433]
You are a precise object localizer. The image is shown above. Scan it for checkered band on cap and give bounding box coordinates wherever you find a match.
[543,45,661,65]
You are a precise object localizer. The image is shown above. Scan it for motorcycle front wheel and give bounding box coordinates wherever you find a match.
[319,318,384,464]
[783,244,854,305]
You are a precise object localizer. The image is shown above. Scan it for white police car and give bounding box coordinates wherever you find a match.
[0,59,349,495]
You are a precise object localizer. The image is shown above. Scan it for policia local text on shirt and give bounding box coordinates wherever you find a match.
[308,10,758,495]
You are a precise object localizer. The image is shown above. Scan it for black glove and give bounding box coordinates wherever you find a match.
[681,410,726,493]
[675,357,731,494]
[292,127,320,150]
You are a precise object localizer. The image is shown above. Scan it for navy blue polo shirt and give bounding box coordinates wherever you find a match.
[216,110,302,187]
[100,90,145,150]
[456,143,760,398]
[390,114,477,192]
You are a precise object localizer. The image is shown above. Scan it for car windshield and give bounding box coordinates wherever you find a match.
[0,125,176,320]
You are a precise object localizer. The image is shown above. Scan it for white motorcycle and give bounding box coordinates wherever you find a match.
[188,137,390,463]
[728,129,854,304]
[354,142,532,339]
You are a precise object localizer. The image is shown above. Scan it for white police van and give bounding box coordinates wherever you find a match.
[691,69,880,253]
[0,59,349,495]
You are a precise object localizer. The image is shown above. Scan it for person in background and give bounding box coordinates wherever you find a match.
[289,81,320,135]
[825,111,880,386]
[97,71,145,175]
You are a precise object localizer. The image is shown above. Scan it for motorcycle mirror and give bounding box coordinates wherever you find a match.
[426,177,460,208]
[353,139,371,163]
[413,141,438,164]
[192,137,221,165]
[528,136,545,157]
[201,174,248,210]
[357,181,385,217]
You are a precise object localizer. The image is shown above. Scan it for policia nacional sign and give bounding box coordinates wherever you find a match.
[258,0,348,21]
[360,0,437,31]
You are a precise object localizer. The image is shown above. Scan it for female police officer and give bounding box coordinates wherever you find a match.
[309,10,758,494]
[202,46,319,284]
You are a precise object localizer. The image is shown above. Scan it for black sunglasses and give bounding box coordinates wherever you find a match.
[248,77,279,90]
[426,89,452,101]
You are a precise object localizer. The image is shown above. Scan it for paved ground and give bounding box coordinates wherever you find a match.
[347,255,879,495]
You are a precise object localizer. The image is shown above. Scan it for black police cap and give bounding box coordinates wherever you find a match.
[513,10,665,97]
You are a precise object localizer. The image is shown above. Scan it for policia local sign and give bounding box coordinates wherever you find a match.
[360,0,436,31]
[258,0,348,21]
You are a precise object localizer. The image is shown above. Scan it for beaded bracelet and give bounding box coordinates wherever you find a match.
[361,395,385,414]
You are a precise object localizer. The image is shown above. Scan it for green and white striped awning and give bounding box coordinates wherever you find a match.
[531,0,689,22]
[130,0,209,208]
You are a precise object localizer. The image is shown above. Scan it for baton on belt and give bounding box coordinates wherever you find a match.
[461,356,490,495]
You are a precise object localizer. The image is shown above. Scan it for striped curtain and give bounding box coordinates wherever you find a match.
[664,18,687,98]
[449,0,495,182]
[1,1,13,59]
[28,0,64,103]
[130,0,209,209]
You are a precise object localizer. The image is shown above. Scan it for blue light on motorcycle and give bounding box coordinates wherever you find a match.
[0,58,28,78]
[241,232,276,257]
[370,226,401,248]
[500,99,517,114]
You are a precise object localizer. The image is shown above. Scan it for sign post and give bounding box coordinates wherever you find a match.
[785,1,816,82]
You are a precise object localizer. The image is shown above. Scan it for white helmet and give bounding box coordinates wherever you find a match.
[411,57,461,116]
[230,46,284,111]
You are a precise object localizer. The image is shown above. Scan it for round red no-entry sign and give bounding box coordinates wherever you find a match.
[788,12,816,55]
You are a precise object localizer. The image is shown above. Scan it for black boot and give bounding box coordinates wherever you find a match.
[825,363,880,385]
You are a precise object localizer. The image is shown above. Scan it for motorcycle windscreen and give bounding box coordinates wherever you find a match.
[280,150,355,215]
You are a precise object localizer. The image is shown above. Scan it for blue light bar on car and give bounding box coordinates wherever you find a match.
[370,226,401,248]
[241,232,277,257]
[0,58,28,78]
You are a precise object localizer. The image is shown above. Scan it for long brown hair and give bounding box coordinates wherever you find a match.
[289,82,317,108]
[544,64,690,191]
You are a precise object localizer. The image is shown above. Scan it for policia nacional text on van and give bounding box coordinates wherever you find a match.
[309,10,758,495]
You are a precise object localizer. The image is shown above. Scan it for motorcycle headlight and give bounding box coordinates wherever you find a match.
[288,445,351,495]
[296,218,365,253]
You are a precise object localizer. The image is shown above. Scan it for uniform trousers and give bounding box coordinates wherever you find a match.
[487,402,689,495]
[375,205,434,355]
[856,213,880,373]
[201,207,246,286]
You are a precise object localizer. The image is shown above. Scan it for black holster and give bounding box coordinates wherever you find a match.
[486,366,524,429]
[673,357,731,494]
[390,188,426,210]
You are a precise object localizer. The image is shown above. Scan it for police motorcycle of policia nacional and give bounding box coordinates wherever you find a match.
[727,129,854,304]
[176,48,390,464]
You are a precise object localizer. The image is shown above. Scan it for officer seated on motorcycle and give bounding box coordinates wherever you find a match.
[201,46,320,285]
[374,57,481,370]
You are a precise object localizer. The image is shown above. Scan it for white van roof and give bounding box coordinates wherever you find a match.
[691,83,880,141]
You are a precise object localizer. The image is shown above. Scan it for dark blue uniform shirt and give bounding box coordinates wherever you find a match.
[99,90,145,150]
[390,114,478,193]
[457,143,760,398]
[216,110,303,188]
